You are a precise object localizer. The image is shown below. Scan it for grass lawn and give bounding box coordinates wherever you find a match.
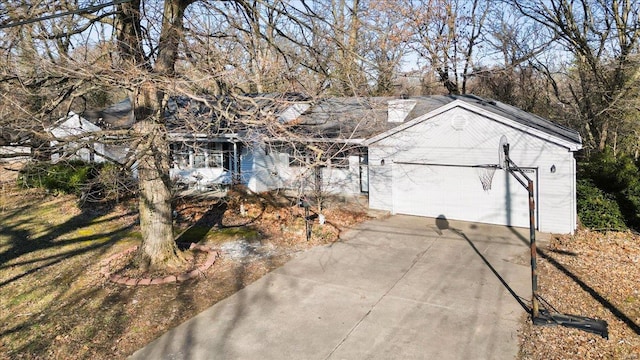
[0,180,367,359]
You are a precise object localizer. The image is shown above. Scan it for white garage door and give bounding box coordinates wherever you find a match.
[392,163,537,228]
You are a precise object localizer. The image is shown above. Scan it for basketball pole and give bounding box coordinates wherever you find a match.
[501,144,609,338]
[502,144,540,320]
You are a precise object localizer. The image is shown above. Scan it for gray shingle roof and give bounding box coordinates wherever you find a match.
[289,97,394,139]
[83,98,135,129]
[81,93,582,146]
[292,94,582,146]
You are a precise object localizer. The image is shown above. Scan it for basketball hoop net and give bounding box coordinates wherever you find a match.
[476,165,498,191]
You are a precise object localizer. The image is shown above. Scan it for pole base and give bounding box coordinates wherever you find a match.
[533,309,609,339]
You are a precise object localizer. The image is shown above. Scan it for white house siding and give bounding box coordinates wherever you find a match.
[245,149,362,195]
[240,145,285,193]
[50,112,101,139]
[50,113,97,163]
[49,113,131,165]
[534,147,577,234]
[99,144,129,164]
[62,145,94,163]
[254,148,281,192]
[276,161,309,191]
[368,106,579,234]
[321,156,361,195]
[0,146,31,162]
[240,147,258,192]
[368,147,396,212]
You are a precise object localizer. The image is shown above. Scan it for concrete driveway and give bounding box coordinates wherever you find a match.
[130,215,538,360]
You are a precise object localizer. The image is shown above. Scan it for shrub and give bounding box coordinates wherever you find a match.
[86,162,136,203]
[576,179,627,230]
[619,183,640,230]
[18,160,97,195]
[18,161,135,203]
[579,150,638,193]
[577,151,640,231]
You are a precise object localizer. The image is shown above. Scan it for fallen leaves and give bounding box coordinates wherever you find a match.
[519,230,640,359]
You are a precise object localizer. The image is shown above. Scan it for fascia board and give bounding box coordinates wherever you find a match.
[264,137,366,145]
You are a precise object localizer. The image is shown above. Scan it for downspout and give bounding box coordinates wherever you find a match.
[572,154,577,234]
[233,141,239,184]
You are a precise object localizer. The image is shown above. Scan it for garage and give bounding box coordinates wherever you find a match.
[365,95,583,234]
[391,163,537,228]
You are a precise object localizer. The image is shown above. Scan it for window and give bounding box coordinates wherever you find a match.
[171,142,225,169]
[359,151,368,165]
[193,148,206,168]
[206,142,224,168]
[289,148,309,167]
[171,143,190,169]
[327,147,365,169]
[329,152,350,168]
[272,143,308,167]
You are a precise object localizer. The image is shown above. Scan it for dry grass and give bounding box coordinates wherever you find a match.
[0,182,368,359]
[518,230,640,359]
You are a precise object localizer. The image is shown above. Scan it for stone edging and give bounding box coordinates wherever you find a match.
[100,243,219,286]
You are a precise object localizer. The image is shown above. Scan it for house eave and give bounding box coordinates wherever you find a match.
[364,100,583,151]
[168,132,240,142]
[264,137,366,145]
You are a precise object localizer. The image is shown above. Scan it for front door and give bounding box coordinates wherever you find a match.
[359,152,369,193]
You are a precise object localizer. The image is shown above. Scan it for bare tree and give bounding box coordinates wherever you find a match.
[294,0,367,95]
[1,0,221,268]
[0,0,378,269]
[512,0,640,153]
[471,6,560,115]
[360,0,411,95]
[404,0,491,95]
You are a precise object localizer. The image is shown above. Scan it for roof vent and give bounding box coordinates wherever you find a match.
[388,99,416,123]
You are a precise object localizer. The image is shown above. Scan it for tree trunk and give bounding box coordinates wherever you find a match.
[137,124,178,268]
[115,0,192,269]
[116,0,147,66]
[133,84,180,269]
[598,120,609,151]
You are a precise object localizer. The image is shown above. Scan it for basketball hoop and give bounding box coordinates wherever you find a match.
[473,136,509,191]
[476,165,498,191]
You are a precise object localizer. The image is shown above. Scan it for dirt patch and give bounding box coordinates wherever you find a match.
[0,162,24,183]
[0,183,369,359]
[518,230,640,359]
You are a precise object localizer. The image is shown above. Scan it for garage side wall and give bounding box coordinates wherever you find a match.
[368,107,578,234]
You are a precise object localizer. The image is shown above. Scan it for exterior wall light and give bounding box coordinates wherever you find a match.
[550,165,556,173]
[380,159,385,166]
